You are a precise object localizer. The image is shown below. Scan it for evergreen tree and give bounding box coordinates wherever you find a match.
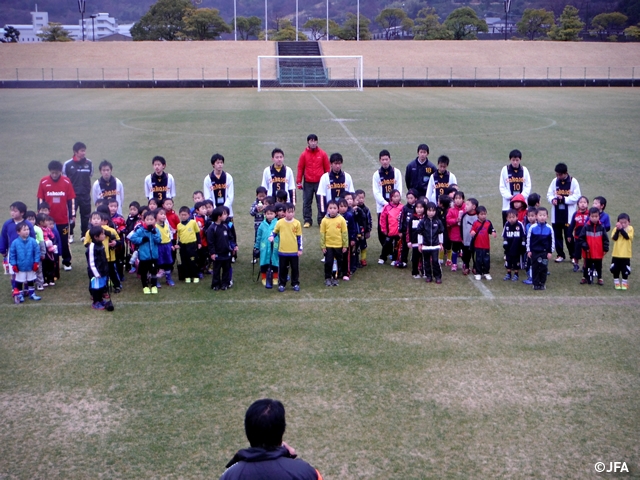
[548,5,585,40]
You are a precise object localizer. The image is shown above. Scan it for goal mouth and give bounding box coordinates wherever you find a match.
[257,55,363,91]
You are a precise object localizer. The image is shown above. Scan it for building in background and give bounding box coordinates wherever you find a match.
[2,8,132,42]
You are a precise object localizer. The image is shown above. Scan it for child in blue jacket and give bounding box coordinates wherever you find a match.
[9,221,41,303]
[129,210,162,294]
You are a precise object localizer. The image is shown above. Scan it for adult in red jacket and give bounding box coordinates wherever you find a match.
[37,160,76,270]
[296,134,329,228]
[220,399,323,480]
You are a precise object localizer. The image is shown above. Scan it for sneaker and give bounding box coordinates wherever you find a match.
[221,286,228,290]
[92,301,105,310]
[614,281,621,290]
[445,259,452,266]
[36,284,44,291]
[503,273,511,281]
[533,285,541,290]
[143,287,151,294]
[572,263,580,272]
[193,278,200,284]
[18,294,24,303]
[484,274,492,280]
[48,281,55,286]
[390,261,397,266]
[150,286,158,294]
[522,277,533,285]
[29,293,41,301]
[435,277,442,284]
[185,278,192,283]
[68,234,74,244]
[129,267,137,274]
[303,222,311,228]
[554,256,564,263]
[597,279,604,286]
[463,268,470,276]
[332,278,339,286]
[63,264,72,271]
[512,274,519,282]
[413,274,421,279]
[278,285,285,292]
[251,258,257,264]
[378,259,384,265]
[425,276,432,283]
[293,285,300,292]
[325,279,332,287]
[166,278,175,286]
[451,264,457,272]
[621,282,628,290]
[114,287,122,294]
[212,286,220,291]
[342,276,350,281]
[580,278,587,284]
[42,283,49,287]
[231,257,236,264]
[397,262,407,269]
[230,279,234,287]
[361,260,367,267]
[474,274,482,280]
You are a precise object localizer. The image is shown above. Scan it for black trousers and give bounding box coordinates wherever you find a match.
[278,255,300,287]
[610,257,630,279]
[212,257,231,288]
[56,223,72,266]
[302,181,322,225]
[552,222,574,259]
[70,194,92,238]
[531,253,549,287]
[423,249,442,279]
[324,247,343,279]
[475,248,491,275]
[583,258,603,281]
[180,242,199,280]
[138,259,158,288]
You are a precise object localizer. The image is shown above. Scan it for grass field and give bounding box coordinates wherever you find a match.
[0,88,639,479]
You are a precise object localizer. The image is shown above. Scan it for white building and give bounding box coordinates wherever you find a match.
[2,8,131,42]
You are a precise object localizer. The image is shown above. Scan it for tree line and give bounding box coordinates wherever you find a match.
[6,0,638,42]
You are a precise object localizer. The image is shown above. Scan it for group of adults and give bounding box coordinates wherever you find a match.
[35,136,582,272]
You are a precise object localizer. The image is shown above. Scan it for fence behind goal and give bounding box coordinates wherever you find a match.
[257,56,363,91]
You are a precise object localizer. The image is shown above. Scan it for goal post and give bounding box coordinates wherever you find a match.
[257,55,363,91]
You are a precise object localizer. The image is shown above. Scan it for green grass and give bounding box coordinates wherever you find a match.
[0,88,639,479]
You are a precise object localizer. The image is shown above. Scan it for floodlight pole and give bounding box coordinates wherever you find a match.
[326,0,329,40]
[356,0,360,41]
[265,0,268,41]
[234,0,237,40]
[504,0,510,41]
[295,0,299,41]
[78,0,86,41]
[90,14,96,41]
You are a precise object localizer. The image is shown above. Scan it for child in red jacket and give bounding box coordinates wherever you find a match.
[378,189,403,265]
[578,207,609,285]
[446,190,466,272]
[470,206,497,280]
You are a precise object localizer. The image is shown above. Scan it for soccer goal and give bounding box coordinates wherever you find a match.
[257,55,363,91]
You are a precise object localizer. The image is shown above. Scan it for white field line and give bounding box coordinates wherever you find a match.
[312,95,378,166]
[468,276,495,299]
[0,295,635,310]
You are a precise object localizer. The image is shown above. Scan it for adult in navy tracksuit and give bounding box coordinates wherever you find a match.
[526,207,555,290]
[405,144,437,198]
[220,398,322,480]
[63,142,93,239]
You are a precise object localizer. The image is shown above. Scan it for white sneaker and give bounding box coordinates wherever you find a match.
[36,284,44,291]
[68,235,74,244]
[413,274,421,279]
[378,259,384,265]
[63,265,72,271]
[474,274,481,280]
[390,261,397,266]
[484,274,492,280]
[320,257,325,263]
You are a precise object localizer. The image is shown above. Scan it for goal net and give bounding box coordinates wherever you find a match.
[257,55,363,91]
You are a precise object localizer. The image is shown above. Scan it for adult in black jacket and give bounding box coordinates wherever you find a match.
[405,144,436,198]
[63,141,93,241]
[220,399,322,480]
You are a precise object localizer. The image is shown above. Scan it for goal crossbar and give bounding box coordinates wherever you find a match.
[257,55,363,92]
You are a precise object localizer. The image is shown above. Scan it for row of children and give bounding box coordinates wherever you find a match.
[374,184,633,291]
